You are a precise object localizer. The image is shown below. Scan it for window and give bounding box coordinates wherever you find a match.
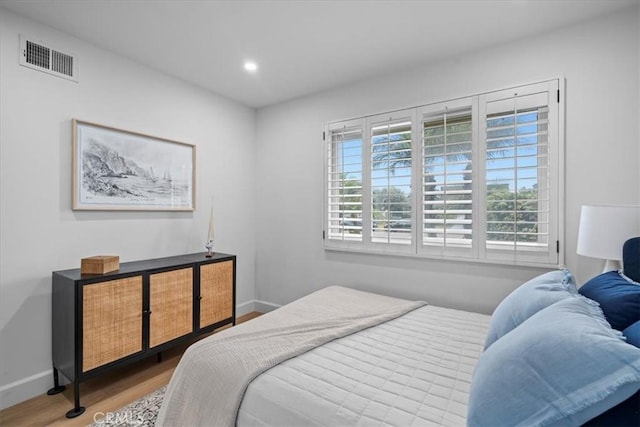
[481,85,557,265]
[324,79,563,267]
[326,120,364,245]
[370,112,413,248]
[419,98,475,259]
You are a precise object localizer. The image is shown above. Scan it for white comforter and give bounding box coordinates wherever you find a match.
[156,286,425,427]
[238,304,490,426]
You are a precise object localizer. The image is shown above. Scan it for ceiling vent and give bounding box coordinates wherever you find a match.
[19,35,78,82]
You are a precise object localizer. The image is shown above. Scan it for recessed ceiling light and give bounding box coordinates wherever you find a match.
[244,61,258,72]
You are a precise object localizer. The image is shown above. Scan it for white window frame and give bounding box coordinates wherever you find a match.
[417,96,478,261]
[323,78,565,268]
[325,119,365,252]
[366,109,417,256]
[479,80,561,266]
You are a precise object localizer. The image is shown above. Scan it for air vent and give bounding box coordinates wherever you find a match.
[19,35,78,82]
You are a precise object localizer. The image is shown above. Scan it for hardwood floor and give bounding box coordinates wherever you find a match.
[0,312,262,427]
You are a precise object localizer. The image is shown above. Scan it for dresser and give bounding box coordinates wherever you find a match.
[48,252,236,418]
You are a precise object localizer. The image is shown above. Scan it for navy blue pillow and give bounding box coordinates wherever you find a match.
[585,322,640,426]
[579,271,640,331]
[583,391,640,427]
[623,237,640,283]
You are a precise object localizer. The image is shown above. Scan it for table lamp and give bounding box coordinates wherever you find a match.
[577,205,640,272]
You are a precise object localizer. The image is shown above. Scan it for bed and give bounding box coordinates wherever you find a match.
[237,299,488,426]
[157,239,640,427]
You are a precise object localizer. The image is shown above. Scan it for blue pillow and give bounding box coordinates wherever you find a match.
[579,270,640,331]
[484,269,577,349]
[624,320,640,348]
[468,296,640,427]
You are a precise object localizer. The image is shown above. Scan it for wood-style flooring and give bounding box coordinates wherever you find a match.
[0,312,262,427]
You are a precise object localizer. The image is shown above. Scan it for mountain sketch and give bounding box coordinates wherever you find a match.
[82,139,186,202]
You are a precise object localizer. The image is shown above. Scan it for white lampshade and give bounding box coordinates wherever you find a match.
[577,205,640,271]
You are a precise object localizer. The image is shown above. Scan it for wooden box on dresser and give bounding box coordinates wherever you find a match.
[49,252,236,418]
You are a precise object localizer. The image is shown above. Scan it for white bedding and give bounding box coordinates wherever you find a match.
[238,304,490,426]
[156,286,425,427]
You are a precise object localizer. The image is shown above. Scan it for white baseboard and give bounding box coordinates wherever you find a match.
[1,299,281,411]
[253,299,281,313]
[0,369,54,410]
[236,299,281,316]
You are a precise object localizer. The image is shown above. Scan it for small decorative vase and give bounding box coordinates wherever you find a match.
[205,239,214,258]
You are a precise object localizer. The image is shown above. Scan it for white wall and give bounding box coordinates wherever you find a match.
[0,9,256,408]
[1,3,639,412]
[254,7,639,313]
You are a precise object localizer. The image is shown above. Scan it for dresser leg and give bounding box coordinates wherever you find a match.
[46,367,65,395]
[65,381,85,418]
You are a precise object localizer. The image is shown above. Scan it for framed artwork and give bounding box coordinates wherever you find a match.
[72,119,196,211]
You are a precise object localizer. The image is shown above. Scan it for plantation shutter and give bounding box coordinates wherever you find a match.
[323,79,563,267]
[480,80,560,265]
[369,112,414,248]
[326,120,364,246]
[418,99,476,258]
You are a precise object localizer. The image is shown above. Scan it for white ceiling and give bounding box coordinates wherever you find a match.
[1,0,638,108]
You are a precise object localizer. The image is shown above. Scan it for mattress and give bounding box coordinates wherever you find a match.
[157,286,425,426]
[237,304,491,426]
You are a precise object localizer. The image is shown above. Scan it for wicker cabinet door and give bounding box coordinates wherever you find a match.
[199,260,233,329]
[82,276,143,372]
[149,268,193,348]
